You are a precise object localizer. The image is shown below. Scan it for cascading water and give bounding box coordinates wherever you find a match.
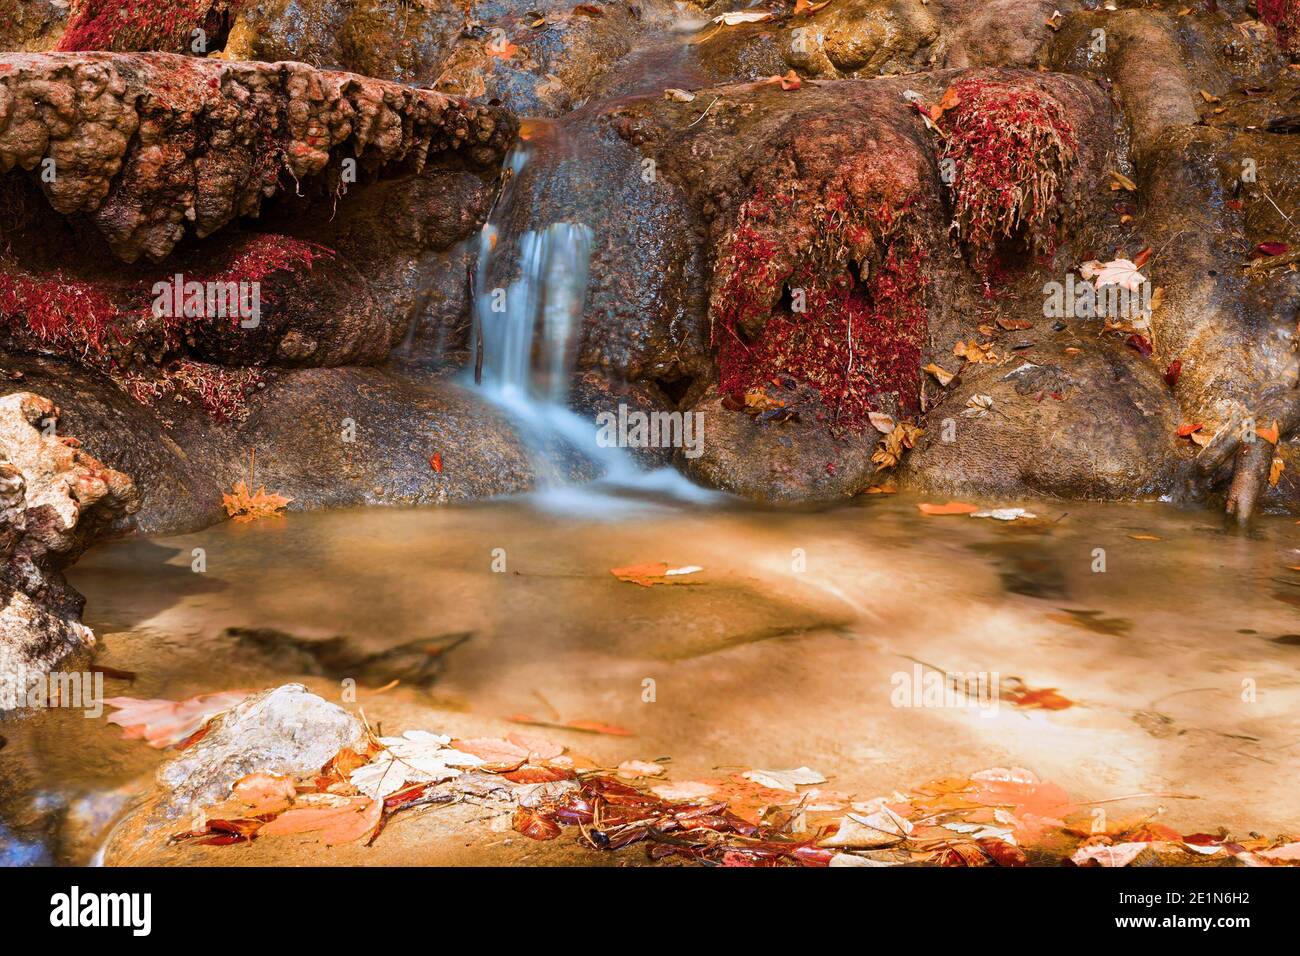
[468,138,714,514]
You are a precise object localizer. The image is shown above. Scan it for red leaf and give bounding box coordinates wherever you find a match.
[429,453,442,473]
[513,806,562,840]
[1132,246,1153,269]
[1163,359,1182,388]
[1126,333,1153,357]
[1251,241,1289,259]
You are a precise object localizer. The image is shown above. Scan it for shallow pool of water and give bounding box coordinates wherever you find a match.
[3,493,1299,862]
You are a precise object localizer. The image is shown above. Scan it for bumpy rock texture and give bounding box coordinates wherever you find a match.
[0,52,511,262]
[0,391,136,701]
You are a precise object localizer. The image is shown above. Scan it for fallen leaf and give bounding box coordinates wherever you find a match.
[924,363,955,386]
[1128,534,1161,541]
[1108,171,1138,192]
[104,691,250,748]
[868,411,896,434]
[485,36,519,59]
[1177,422,1203,437]
[650,780,716,802]
[1164,359,1182,387]
[429,453,442,473]
[1257,420,1280,444]
[610,562,703,587]
[918,502,980,516]
[1199,89,1221,103]
[1270,456,1285,487]
[259,796,381,845]
[350,731,482,798]
[712,10,775,25]
[970,508,1037,521]
[617,759,666,778]
[1080,258,1147,293]
[1252,241,1290,259]
[513,805,562,840]
[741,766,826,792]
[231,773,296,815]
[663,88,696,102]
[452,736,530,765]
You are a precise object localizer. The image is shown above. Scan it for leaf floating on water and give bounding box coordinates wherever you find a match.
[610,562,702,587]
[1003,683,1074,711]
[970,507,1038,521]
[711,10,776,25]
[104,691,250,748]
[917,502,981,516]
[1128,534,1161,541]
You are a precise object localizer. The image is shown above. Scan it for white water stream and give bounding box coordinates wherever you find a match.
[468,143,714,514]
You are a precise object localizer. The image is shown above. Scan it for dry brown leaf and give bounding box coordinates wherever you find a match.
[924,363,955,386]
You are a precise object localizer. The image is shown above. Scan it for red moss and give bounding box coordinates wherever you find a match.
[0,233,328,423]
[1259,0,1300,54]
[713,186,928,432]
[0,269,125,359]
[56,0,241,54]
[938,76,1079,266]
[118,360,264,424]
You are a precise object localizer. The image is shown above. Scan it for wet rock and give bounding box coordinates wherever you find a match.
[6,355,538,534]
[150,684,367,820]
[901,344,1182,501]
[680,386,880,503]
[0,391,137,700]
[0,52,514,263]
[218,0,679,117]
[0,0,68,52]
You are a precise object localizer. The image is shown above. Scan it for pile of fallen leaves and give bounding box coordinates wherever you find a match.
[101,692,1300,866]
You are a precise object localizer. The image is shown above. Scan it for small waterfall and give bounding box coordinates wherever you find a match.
[468,140,714,514]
